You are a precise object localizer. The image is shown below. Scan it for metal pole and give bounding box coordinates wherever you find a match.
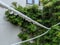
[0,1,50,29]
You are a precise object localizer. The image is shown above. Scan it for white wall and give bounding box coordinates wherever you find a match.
[0,0,26,45]
[1,0,26,7]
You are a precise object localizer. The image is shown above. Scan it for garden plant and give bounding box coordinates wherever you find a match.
[5,0,60,45]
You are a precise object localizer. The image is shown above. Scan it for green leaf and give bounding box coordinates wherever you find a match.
[28,24,37,32]
[45,43,50,45]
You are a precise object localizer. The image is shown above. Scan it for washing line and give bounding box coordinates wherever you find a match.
[11,22,60,45]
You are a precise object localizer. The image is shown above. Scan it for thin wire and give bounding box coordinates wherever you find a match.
[11,29,51,45]
[11,22,60,45]
[52,22,60,31]
[51,22,60,27]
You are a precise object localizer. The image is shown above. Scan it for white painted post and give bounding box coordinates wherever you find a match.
[0,0,50,29]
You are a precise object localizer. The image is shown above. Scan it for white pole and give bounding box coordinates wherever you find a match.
[0,1,50,29]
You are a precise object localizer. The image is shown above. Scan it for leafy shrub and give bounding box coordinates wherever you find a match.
[5,0,60,45]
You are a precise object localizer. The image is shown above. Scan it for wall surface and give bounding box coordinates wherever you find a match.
[0,0,26,45]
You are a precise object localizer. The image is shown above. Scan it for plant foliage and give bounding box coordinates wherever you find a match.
[5,0,60,45]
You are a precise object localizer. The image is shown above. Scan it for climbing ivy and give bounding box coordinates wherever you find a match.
[5,0,60,45]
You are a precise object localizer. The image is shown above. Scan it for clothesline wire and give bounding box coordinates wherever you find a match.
[11,22,60,45]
